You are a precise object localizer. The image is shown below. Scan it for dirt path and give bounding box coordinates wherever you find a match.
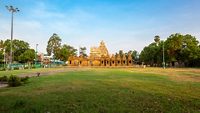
[0,83,8,88]
[18,67,91,77]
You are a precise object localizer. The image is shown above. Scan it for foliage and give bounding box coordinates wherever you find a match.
[165,33,200,66]
[46,33,62,59]
[127,50,139,63]
[57,44,77,61]
[0,40,4,63]
[8,75,21,87]
[79,46,87,57]
[18,49,35,63]
[0,75,8,82]
[0,50,4,63]
[132,50,139,62]
[140,42,162,66]
[118,50,124,58]
[21,76,29,83]
[154,35,160,46]
[140,33,200,67]
[4,39,29,61]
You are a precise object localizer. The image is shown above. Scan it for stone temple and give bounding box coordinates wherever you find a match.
[68,41,133,66]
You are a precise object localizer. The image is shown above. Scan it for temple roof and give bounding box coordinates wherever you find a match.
[90,41,109,58]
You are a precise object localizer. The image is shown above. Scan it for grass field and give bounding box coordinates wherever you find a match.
[0,67,200,113]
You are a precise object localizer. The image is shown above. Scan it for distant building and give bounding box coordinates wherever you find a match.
[68,41,133,66]
[37,53,51,65]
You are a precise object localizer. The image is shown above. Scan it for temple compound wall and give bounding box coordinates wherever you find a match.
[68,41,133,67]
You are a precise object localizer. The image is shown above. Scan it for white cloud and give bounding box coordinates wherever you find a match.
[1,0,200,56]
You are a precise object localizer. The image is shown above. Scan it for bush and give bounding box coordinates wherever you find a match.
[21,76,29,83]
[13,67,19,70]
[0,67,6,71]
[8,75,21,87]
[24,67,29,69]
[0,76,8,82]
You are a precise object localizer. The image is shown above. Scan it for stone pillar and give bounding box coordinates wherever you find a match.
[106,57,110,66]
[68,56,73,66]
[100,57,105,66]
[111,54,115,66]
[116,54,121,66]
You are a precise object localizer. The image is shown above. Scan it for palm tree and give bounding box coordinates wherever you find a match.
[154,35,160,46]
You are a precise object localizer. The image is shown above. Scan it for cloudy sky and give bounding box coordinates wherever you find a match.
[0,0,200,54]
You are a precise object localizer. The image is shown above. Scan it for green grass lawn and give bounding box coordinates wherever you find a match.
[0,68,200,113]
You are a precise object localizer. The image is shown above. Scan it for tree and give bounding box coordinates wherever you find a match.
[154,35,160,46]
[179,34,200,66]
[165,33,183,64]
[140,38,163,66]
[57,44,77,61]
[119,50,124,58]
[0,40,4,63]
[46,33,62,59]
[164,33,200,66]
[18,49,35,63]
[132,50,139,62]
[79,47,87,57]
[3,39,29,62]
[141,33,200,67]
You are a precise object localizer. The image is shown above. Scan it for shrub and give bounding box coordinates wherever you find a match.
[0,67,6,71]
[0,76,8,82]
[13,99,26,108]
[13,67,19,70]
[24,67,29,69]
[8,75,21,87]
[21,76,29,83]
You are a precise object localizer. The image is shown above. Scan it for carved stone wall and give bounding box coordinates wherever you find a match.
[68,41,133,67]
[90,41,109,58]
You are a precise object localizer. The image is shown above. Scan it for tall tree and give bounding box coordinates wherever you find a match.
[57,44,77,61]
[140,39,163,66]
[154,35,160,46]
[0,40,4,63]
[119,50,124,58]
[141,33,200,67]
[165,33,183,64]
[46,33,62,59]
[3,39,29,61]
[79,47,87,57]
[18,49,35,63]
[179,34,200,66]
[132,50,139,62]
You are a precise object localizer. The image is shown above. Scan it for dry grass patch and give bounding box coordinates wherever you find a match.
[127,68,200,82]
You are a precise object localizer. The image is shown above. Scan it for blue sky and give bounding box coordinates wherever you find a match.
[0,0,200,54]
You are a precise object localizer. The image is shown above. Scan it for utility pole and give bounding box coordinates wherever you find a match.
[6,5,19,69]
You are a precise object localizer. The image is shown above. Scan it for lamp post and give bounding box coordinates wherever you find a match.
[162,41,165,69]
[6,5,19,69]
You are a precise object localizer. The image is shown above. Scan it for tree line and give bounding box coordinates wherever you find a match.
[0,33,78,64]
[1,33,199,67]
[0,39,35,64]
[140,33,200,67]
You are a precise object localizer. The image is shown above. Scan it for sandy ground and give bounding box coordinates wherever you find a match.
[0,83,8,88]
